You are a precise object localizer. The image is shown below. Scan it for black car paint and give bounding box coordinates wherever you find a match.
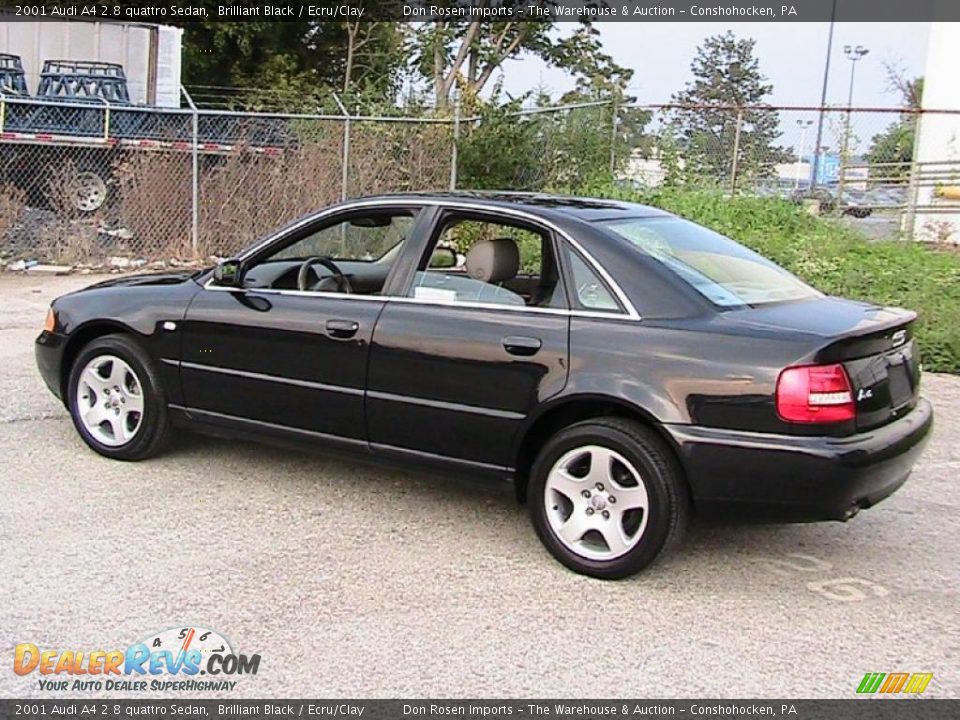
[36,193,933,521]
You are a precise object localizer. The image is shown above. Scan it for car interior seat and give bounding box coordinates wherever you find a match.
[464,238,522,304]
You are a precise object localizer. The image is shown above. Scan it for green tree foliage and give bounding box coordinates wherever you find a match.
[170,5,405,109]
[866,66,923,181]
[412,16,632,109]
[669,32,789,183]
[456,88,543,190]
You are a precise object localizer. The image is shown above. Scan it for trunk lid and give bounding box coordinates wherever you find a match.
[724,297,921,431]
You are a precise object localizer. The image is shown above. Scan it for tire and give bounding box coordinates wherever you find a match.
[67,334,172,460]
[528,417,690,579]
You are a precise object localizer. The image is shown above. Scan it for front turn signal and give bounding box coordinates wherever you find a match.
[43,308,55,333]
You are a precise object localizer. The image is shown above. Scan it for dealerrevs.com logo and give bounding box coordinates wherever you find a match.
[13,626,260,692]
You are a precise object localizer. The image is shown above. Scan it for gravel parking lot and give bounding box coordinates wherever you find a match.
[1,273,957,699]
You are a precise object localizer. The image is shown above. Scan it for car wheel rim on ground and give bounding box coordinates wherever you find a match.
[76,355,144,447]
[544,444,650,561]
[74,172,108,213]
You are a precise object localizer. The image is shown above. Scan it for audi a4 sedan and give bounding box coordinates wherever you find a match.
[36,192,933,578]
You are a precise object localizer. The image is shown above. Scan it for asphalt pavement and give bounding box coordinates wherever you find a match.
[0,273,957,699]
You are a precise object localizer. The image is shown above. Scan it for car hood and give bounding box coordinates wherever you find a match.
[720,296,916,340]
[79,270,199,292]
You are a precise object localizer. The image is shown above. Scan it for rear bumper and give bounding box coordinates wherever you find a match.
[35,330,67,401]
[665,397,933,522]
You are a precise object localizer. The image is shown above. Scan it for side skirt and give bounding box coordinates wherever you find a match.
[168,404,515,492]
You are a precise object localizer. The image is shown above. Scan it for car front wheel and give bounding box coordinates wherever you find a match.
[67,334,171,460]
[529,417,689,579]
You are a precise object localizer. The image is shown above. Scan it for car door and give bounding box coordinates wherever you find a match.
[177,205,428,447]
[365,208,570,472]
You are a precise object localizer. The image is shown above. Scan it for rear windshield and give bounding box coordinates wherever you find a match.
[600,216,822,308]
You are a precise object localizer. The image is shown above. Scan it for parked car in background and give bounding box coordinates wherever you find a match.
[791,186,873,217]
[35,192,933,579]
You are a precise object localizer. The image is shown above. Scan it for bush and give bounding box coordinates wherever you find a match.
[578,185,960,373]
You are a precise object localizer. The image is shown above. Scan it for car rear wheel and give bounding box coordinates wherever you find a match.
[529,417,689,579]
[67,334,171,460]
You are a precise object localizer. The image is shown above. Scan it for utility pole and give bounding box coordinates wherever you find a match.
[810,0,837,190]
[837,45,869,203]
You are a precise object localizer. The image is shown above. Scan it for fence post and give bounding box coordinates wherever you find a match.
[903,110,924,241]
[730,107,744,196]
[332,93,350,201]
[837,107,854,212]
[449,91,460,191]
[0,95,5,133]
[181,86,199,257]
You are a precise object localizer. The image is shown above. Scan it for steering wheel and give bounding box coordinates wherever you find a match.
[297,256,353,293]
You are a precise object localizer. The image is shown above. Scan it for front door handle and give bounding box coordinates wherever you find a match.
[502,336,542,356]
[326,319,359,339]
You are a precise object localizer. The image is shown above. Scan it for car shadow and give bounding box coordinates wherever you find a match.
[162,431,861,579]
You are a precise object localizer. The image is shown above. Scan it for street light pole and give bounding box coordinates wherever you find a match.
[838,44,869,203]
[795,119,813,190]
[810,0,837,190]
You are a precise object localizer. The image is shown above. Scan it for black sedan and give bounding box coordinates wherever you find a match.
[35,192,933,579]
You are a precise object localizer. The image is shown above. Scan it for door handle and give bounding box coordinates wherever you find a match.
[502,336,542,356]
[326,319,359,339]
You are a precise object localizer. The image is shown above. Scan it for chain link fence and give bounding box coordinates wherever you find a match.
[623,104,930,212]
[0,95,454,267]
[2,95,959,268]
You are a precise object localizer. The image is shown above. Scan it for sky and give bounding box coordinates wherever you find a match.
[498,22,931,108]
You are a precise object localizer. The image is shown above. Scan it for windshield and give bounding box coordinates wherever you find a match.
[601,217,822,308]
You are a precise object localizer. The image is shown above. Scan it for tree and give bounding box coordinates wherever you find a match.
[171,7,405,109]
[866,62,924,181]
[669,32,788,183]
[411,14,630,109]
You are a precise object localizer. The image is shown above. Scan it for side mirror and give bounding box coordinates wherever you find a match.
[429,246,457,269]
[213,259,244,287]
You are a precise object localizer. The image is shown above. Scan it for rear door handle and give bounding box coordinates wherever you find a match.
[502,336,542,356]
[326,319,359,339]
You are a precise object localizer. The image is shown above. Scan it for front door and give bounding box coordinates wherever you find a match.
[179,207,425,445]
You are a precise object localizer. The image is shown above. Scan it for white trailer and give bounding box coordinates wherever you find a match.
[0,18,182,107]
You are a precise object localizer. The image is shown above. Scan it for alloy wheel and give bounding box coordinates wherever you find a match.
[75,355,144,447]
[544,444,650,561]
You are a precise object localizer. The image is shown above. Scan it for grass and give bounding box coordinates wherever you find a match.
[582,186,960,373]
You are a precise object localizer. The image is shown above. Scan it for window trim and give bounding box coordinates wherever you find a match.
[206,198,641,321]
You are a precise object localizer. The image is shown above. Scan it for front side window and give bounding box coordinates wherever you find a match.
[600,217,822,308]
[242,210,416,295]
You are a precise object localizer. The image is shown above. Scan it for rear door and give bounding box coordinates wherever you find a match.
[365,209,570,472]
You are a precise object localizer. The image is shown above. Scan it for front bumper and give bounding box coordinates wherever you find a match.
[666,397,934,522]
[35,330,68,401]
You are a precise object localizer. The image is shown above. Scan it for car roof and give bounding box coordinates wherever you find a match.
[364,191,673,222]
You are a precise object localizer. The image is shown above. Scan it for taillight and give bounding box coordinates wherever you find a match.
[776,363,855,423]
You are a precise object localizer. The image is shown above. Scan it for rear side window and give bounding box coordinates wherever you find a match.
[566,250,621,313]
[600,217,821,308]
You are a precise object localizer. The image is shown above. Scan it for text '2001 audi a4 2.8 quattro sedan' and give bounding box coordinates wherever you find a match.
[35,192,933,578]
